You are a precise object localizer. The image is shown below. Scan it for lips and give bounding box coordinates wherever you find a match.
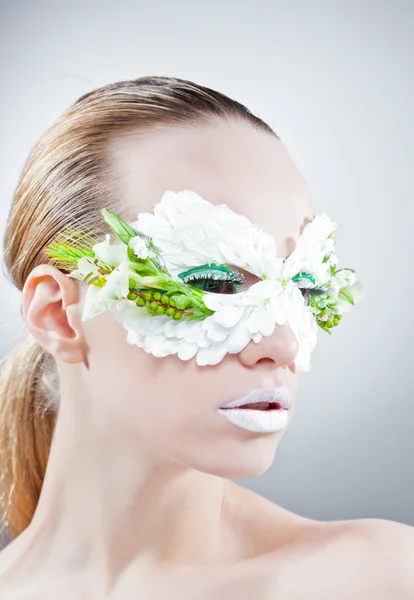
[219,387,290,410]
[223,401,283,411]
[217,389,290,434]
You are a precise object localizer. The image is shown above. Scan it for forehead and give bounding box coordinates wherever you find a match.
[110,119,315,257]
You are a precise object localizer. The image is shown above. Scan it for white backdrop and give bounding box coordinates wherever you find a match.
[1,0,413,525]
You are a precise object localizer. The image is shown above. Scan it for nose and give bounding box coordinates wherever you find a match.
[237,322,299,370]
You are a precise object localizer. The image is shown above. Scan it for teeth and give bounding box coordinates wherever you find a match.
[241,402,272,410]
[220,387,290,410]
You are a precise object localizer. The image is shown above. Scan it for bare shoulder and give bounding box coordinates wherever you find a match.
[265,517,414,600]
[339,518,414,595]
[341,516,414,550]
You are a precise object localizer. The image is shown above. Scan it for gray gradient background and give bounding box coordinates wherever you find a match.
[0,0,413,536]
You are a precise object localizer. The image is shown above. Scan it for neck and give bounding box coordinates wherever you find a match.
[23,387,238,592]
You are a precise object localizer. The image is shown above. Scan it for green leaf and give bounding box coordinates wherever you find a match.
[318,321,333,335]
[130,262,155,276]
[171,294,193,309]
[44,242,95,266]
[186,307,214,320]
[152,275,180,291]
[157,273,175,285]
[338,287,354,305]
[101,209,138,245]
[127,246,140,263]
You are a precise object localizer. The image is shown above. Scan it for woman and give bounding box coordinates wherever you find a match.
[0,76,412,599]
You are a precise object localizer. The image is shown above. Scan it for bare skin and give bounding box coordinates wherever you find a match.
[1,485,413,599]
[0,118,413,599]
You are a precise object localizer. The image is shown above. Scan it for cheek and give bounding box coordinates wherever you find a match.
[285,371,300,414]
[291,373,300,398]
[84,314,207,423]
[83,309,135,373]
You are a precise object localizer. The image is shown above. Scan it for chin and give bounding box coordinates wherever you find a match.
[192,439,280,479]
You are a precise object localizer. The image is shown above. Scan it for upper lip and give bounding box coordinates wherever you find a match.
[219,387,290,409]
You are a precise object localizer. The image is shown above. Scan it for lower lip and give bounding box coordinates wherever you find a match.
[217,407,289,433]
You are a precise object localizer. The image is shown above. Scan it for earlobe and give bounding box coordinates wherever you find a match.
[22,264,87,364]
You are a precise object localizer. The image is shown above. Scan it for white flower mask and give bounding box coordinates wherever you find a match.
[45,190,363,370]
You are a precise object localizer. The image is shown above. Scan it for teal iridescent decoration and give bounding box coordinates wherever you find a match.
[292,271,316,289]
[178,263,236,282]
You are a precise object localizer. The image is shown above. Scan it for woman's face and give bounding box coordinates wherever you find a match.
[79,119,315,478]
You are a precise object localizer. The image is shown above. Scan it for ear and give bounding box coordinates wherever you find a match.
[22,264,87,365]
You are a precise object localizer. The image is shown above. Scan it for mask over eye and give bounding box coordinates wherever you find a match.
[45,190,363,370]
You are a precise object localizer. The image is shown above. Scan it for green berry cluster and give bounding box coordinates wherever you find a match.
[309,292,342,334]
[317,310,342,329]
[127,287,184,320]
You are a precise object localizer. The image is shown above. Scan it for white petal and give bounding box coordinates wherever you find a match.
[247,304,276,335]
[206,342,229,365]
[196,341,228,366]
[259,305,277,336]
[202,293,240,312]
[134,212,167,237]
[164,320,178,338]
[195,347,212,366]
[177,341,199,361]
[130,315,169,336]
[210,304,244,328]
[218,241,244,266]
[148,334,174,357]
[270,295,288,326]
[349,280,364,303]
[81,263,129,321]
[102,262,130,300]
[256,230,277,257]
[81,285,102,320]
[93,235,128,266]
[75,256,100,278]
[180,321,205,344]
[205,323,229,342]
[174,319,197,340]
[226,322,252,353]
[247,306,261,334]
[195,329,211,348]
[129,236,156,259]
[243,280,281,305]
[126,329,144,346]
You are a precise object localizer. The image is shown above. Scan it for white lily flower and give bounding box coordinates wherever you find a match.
[331,268,356,291]
[337,280,364,313]
[240,280,286,336]
[281,214,337,284]
[71,256,100,281]
[92,234,128,266]
[82,261,129,321]
[278,280,319,371]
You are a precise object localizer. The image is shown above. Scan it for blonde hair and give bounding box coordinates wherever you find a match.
[0,75,277,543]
